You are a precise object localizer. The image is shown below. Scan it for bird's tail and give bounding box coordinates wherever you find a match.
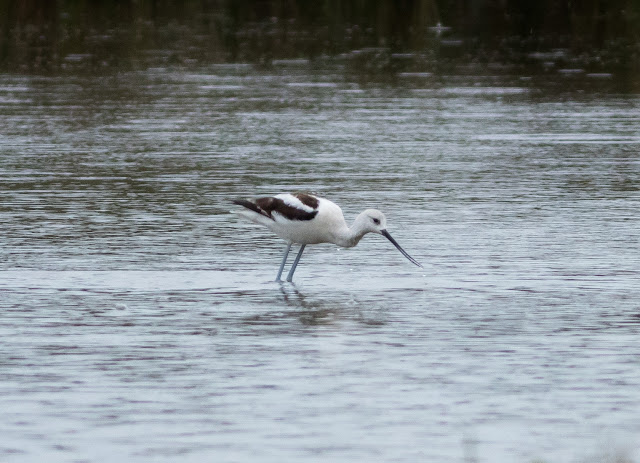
[232,198,265,216]
[232,198,274,226]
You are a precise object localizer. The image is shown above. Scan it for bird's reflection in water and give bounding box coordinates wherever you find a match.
[278,284,340,326]
[240,284,364,329]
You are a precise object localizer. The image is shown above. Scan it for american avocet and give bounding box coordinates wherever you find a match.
[233,193,422,282]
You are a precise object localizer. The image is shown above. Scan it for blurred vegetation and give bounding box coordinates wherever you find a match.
[1,0,639,80]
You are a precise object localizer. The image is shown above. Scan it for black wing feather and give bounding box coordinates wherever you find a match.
[233,198,273,220]
[234,196,318,221]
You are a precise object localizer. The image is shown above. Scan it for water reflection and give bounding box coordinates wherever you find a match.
[2,2,639,91]
[241,285,342,327]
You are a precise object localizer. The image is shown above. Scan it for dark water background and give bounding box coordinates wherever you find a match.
[2,0,639,90]
[2,2,640,462]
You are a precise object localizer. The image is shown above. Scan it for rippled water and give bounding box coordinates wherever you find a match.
[1,64,640,462]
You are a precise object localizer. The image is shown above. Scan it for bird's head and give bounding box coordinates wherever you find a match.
[360,209,388,234]
[354,209,422,268]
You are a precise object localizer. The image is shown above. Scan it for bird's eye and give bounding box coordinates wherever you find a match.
[372,218,380,225]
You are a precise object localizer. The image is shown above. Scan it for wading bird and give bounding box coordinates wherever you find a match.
[233,193,422,282]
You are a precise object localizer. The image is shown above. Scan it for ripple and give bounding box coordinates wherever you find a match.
[1,67,639,463]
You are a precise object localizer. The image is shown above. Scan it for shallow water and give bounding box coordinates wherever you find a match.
[1,65,640,462]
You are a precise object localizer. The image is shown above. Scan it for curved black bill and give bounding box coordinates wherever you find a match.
[381,230,423,268]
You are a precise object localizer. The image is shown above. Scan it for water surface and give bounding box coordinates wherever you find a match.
[1,64,640,462]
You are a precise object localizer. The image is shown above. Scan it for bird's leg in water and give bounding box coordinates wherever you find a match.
[286,244,306,282]
[275,242,292,282]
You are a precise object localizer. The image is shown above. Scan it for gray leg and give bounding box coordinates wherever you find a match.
[286,244,306,282]
[276,242,292,282]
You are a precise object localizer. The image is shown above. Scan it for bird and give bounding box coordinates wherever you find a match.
[232,192,422,282]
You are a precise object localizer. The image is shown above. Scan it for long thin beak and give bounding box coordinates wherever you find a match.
[381,230,423,268]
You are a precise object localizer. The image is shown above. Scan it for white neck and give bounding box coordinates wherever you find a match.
[333,212,371,248]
